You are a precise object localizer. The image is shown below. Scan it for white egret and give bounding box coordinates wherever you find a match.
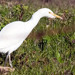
[0,8,62,68]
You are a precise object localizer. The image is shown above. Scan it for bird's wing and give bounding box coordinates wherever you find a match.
[0,21,26,49]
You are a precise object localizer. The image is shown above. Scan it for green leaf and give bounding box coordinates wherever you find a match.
[23,5,28,10]
[56,50,63,63]
[4,17,10,22]
[43,36,51,43]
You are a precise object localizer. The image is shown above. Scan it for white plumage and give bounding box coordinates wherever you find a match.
[0,8,62,68]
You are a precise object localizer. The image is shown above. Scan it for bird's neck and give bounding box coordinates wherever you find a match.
[26,12,42,30]
[24,10,45,33]
[29,17,40,27]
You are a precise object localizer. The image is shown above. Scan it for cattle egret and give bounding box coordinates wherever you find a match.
[0,8,62,68]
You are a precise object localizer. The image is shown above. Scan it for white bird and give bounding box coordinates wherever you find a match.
[0,8,62,68]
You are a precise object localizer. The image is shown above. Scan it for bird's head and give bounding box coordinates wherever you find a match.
[36,8,63,19]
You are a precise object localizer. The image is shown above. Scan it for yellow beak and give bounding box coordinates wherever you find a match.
[51,13,63,19]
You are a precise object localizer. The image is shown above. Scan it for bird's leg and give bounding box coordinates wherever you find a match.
[4,54,9,67]
[9,54,13,68]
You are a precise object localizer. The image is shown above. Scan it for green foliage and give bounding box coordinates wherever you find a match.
[56,50,63,63]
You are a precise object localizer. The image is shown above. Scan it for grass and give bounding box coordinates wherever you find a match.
[0,0,75,75]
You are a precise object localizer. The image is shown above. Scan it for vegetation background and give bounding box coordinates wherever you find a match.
[0,0,75,75]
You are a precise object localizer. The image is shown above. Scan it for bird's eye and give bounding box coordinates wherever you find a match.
[49,12,51,14]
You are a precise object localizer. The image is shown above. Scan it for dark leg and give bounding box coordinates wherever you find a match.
[9,54,13,68]
[4,53,13,68]
[4,54,9,67]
